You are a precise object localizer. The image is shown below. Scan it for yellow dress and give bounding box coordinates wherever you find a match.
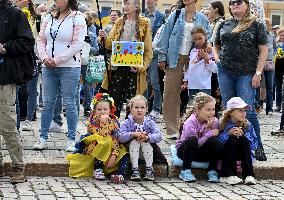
[67,114,127,177]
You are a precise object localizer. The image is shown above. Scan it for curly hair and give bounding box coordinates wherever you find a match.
[219,109,249,133]
[128,95,148,110]
[180,92,215,127]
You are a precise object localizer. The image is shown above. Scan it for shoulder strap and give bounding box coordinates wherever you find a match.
[173,9,181,27]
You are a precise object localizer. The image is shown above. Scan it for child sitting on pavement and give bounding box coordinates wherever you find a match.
[176,92,220,182]
[67,93,127,181]
[218,97,258,185]
[118,95,162,181]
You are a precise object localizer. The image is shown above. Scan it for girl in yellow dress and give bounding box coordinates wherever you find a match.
[67,93,127,179]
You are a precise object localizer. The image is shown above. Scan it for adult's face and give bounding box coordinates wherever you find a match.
[265,20,272,32]
[229,0,248,19]
[183,0,196,6]
[208,4,217,22]
[123,0,138,15]
[146,0,156,9]
[55,0,68,11]
[110,11,119,23]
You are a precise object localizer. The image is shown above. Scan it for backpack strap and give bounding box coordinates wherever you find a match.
[173,9,181,28]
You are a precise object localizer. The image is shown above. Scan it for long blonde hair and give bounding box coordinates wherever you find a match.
[119,0,141,40]
[180,92,216,127]
[230,0,256,33]
[219,109,249,133]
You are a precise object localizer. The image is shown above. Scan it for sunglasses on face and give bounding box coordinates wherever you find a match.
[229,0,243,6]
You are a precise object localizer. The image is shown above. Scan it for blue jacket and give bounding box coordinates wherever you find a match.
[88,25,99,55]
[118,114,162,144]
[155,9,211,68]
[218,121,258,158]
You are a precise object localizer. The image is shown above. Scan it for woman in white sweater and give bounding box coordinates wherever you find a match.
[34,0,87,151]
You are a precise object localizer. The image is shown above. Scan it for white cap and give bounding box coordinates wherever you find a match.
[226,97,250,110]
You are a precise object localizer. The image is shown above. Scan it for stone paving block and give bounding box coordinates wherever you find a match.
[142,194,161,199]
[122,194,144,199]
[19,196,37,200]
[107,195,126,200]
[86,191,105,198]
[157,193,178,199]
[117,189,136,194]
[242,194,263,200]
[34,189,53,195]
[54,191,73,198]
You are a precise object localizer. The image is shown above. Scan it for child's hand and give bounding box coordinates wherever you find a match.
[181,81,188,91]
[138,132,149,142]
[100,114,110,123]
[228,127,243,137]
[106,154,117,169]
[205,118,214,130]
[199,49,210,64]
[212,129,219,136]
[132,132,142,139]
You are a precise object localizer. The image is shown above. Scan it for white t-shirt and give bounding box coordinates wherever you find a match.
[179,22,194,55]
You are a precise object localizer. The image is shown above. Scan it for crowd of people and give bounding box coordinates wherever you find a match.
[0,0,284,185]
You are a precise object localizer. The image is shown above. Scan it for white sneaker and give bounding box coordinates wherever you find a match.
[220,176,243,185]
[65,140,76,152]
[22,120,32,131]
[94,169,105,180]
[49,121,64,133]
[33,138,48,150]
[244,176,256,185]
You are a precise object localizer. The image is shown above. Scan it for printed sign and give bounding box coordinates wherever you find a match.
[111,41,144,67]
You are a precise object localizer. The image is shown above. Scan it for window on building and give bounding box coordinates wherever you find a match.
[270,11,283,27]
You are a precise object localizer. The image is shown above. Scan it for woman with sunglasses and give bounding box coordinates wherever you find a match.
[214,0,268,161]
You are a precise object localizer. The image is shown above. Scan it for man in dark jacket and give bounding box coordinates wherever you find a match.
[0,0,35,183]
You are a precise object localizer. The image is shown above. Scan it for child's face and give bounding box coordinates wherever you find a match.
[95,101,111,116]
[196,101,216,122]
[230,108,247,122]
[130,100,147,121]
[192,32,206,48]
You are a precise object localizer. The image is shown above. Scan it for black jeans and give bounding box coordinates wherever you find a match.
[177,136,220,171]
[221,135,255,178]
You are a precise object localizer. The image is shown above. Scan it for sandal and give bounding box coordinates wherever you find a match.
[271,129,284,136]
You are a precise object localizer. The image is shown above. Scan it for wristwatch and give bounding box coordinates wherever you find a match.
[255,70,262,76]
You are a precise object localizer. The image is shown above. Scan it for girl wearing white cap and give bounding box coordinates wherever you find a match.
[218,97,258,185]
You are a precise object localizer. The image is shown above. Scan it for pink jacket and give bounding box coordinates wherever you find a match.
[37,11,87,67]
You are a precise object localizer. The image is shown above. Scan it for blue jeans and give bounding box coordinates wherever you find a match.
[146,56,162,112]
[188,89,211,101]
[81,65,93,110]
[53,89,63,126]
[26,75,39,121]
[263,71,274,113]
[217,64,263,148]
[41,67,80,141]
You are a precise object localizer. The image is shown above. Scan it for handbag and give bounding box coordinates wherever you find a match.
[85,55,106,83]
[263,60,274,71]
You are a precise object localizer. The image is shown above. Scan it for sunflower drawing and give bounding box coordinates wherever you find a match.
[136,43,143,53]
[114,43,122,53]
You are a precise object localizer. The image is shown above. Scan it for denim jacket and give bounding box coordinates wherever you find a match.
[88,25,99,55]
[118,114,162,144]
[155,9,211,68]
[218,121,258,159]
[145,10,165,40]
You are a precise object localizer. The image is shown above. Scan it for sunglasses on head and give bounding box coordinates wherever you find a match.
[229,0,243,6]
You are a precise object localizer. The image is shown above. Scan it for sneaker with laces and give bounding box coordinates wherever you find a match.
[65,140,76,152]
[207,170,220,183]
[144,167,155,181]
[111,174,125,184]
[10,168,26,184]
[149,110,161,122]
[130,168,141,181]
[166,133,179,140]
[94,169,105,180]
[49,121,64,133]
[22,120,32,131]
[179,169,196,182]
[220,176,243,185]
[33,138,48,150]
[244,176,256,185]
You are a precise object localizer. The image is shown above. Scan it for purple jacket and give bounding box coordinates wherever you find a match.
[118,114,162,144]
[176,113,219,148]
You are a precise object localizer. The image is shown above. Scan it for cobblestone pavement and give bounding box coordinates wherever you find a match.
[1,177,284,200]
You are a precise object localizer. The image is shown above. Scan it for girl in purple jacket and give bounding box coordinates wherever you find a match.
[176,92,220,182]
[119,95,162,181]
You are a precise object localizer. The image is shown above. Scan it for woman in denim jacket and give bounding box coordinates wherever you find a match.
[155,0,211,139]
